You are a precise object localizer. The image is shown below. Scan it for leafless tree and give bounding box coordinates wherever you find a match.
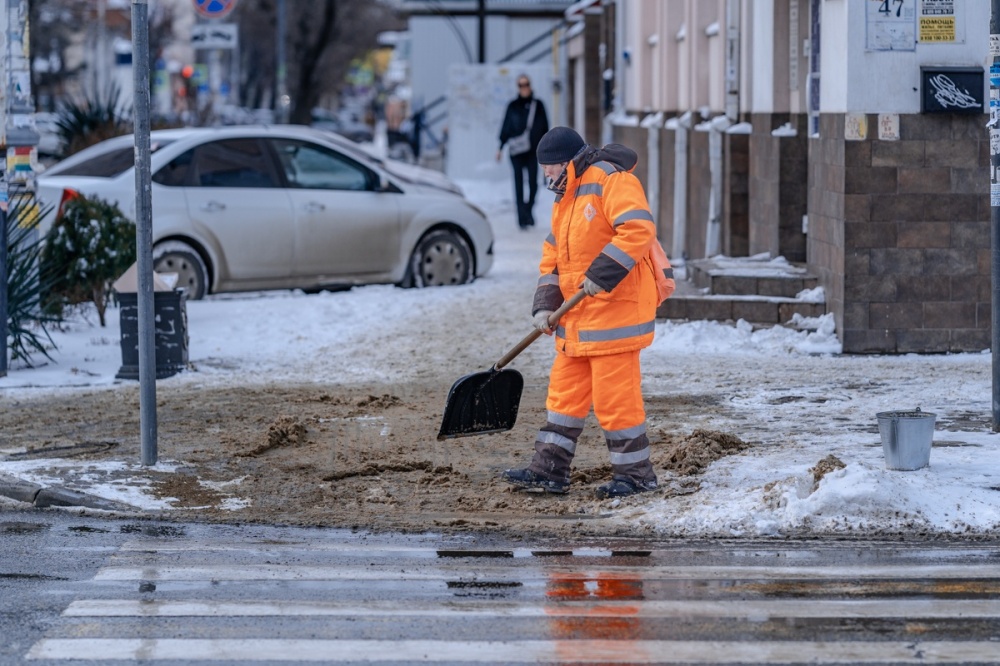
[29,0,176,111]
[236,0,403,123]
[29,0,402,124]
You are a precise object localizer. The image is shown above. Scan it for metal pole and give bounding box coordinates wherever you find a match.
[477,0,486,63]
[990,0,1000,428]
[276,0,287,123]
[1,0,9,378]
[97,0,107,95]
[132,0,157,464]
[724,0,740,123]
[2,0,38,377]
[1,207,6,377]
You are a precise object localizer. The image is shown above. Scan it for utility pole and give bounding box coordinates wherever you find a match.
[97,0,107,94]
[276,0,288,122]
[132,0,157,464]
[0,0,39,377]
[0,194,6,378]
[992,0,1000,430]
[477,0,486,63]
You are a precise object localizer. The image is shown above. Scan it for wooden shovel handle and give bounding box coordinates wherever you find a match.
[494,289,587,370]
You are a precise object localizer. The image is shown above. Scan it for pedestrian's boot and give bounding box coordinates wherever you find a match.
[601,426,657,498]
[501,468,569,494]
[595,476,657,499]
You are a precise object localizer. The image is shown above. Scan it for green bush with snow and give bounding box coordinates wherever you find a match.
[42,195,136,326]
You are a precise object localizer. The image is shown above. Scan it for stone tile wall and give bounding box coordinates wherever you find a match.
[657,127,677,253]
[749,113,809,263]
[686,128,712,260]
[724,133,750,257]
[809,112,990,354]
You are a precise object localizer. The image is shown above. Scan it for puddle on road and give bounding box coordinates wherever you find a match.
[0,522,50,534]
[119,524,187,538]
[733,578,1000,599]
[0,572,68,580]
[6,441,117,460]
[447,580,524,598]
[437,550,514,558]
[68,525,110,534]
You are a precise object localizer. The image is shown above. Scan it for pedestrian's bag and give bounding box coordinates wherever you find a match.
[649,239,675,304]
[507,101,537,156]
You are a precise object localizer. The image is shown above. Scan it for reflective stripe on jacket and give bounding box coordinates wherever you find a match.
[532,146,658,357]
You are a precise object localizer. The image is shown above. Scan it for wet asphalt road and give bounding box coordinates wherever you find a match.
[4,508,1000,665]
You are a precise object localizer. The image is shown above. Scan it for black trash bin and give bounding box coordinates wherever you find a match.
[116,289,188,380]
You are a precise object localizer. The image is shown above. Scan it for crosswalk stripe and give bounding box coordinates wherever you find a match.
[25,638,1000,663]
[30,541,1000,663]
[63,598,1000,619]
[114,541,1000,562]
[92,563,1000,581]
[118,541,618,558]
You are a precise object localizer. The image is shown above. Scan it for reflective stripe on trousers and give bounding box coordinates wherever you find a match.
[528,350,656,486]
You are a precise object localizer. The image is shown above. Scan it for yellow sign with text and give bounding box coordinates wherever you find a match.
[919,16,955,42]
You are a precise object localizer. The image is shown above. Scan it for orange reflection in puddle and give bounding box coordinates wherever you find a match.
[545,572,650,662]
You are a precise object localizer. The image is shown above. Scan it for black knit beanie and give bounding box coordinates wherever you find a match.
[536,126,585,164]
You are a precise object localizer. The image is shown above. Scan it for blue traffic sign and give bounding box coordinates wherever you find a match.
[193,0,237,19]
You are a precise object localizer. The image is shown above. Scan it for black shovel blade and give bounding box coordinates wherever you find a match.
[437,367,524,440]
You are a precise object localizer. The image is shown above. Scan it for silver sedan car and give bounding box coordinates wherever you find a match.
[36,125,494,299]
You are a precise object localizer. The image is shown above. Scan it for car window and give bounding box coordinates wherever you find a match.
[49,146,136,177]
[152,149,193,187]
[187,138,280,188]
[48,140,174,178]
[271,138,373,191]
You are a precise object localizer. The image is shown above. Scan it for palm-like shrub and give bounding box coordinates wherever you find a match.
[41,195,136,327]
[55,84,132,157]
[5,196,61,365]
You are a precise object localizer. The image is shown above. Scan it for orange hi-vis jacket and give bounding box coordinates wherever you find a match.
[532,144,660,357]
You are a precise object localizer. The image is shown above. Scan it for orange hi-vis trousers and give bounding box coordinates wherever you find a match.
[527,349,656,487]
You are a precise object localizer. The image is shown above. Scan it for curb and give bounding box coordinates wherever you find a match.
[0,473,134,512]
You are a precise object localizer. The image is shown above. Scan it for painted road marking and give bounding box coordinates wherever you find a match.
[26,638,1000,663]
[29,541,1000,663]
[93,563,1000,581]
[63,597,1000,619]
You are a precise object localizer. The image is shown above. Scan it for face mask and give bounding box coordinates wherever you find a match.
[546,166,568,195]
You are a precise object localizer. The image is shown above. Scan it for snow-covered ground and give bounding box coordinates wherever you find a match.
[2,177,997,537]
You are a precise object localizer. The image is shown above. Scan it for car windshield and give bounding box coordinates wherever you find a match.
[47,140,174,178]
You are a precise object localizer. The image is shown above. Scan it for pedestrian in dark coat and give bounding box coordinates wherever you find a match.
[496,75,549,229]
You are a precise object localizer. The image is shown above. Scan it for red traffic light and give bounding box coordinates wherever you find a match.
[181,65,194,79]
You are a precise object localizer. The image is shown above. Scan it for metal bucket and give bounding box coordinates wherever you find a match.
[876,410,936,471]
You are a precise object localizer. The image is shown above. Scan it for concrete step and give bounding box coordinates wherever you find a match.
[688,256,818,297]
[657,255,826,326]
[656,294,826,326]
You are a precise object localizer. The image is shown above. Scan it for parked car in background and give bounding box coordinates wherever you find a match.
[310,108,374,144]
[36,125,493,300]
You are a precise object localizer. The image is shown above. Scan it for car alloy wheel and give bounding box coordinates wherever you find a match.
[153,240,209,300]
[409,229,472,287]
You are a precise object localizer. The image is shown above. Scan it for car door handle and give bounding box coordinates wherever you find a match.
[303,202,326,213]
[199,201,226,212]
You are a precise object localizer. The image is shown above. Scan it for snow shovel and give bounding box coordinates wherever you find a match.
[437,290,587,440]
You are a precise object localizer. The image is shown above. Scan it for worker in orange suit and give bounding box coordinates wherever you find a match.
[502,126,670,499]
